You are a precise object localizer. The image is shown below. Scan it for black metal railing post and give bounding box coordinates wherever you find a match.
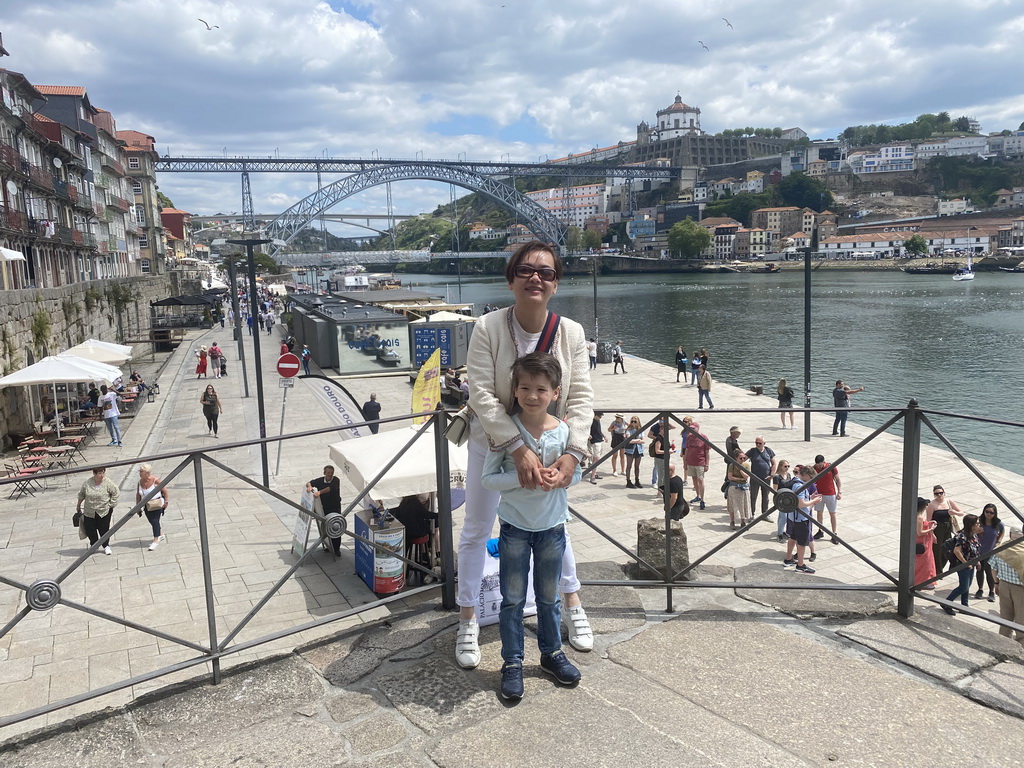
[193,455,222,683]
[661,411,674,613]
[434,411,456,609]
[897,399,922,617]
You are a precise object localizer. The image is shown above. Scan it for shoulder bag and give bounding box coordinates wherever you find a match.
[444,312,561,446]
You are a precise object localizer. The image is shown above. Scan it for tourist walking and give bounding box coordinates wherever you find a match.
[195,345,209,378]
[811,454,841,544]
[675,346,687,383]
[975,503,1004,601]
[588,411,605,484]
[777,378,796,430]
[301,345,312,376]
[832,379,864,437]
[612,340,627,374]
[481,353,583,700]
[362,392,382,434]
[684,421,709,510]
[98,384,122,447]
[76,467,119,555]
[136,463,169,551]
[990,526,1024,646]
[697,364,714,410]
[689,350,701,385]
[927,484,964,573]
[746,436,777,519]
[208,342,223,379]
[199,384,223,437]
[942,514,982,615]
[587,337,598,370]
[726,450,751,529]
[915,496,938,590]
[608,413,627,476]
[456,241,594,671]
[622,416,645,489]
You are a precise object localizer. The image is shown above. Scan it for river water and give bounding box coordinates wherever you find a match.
[405,269,1024,472]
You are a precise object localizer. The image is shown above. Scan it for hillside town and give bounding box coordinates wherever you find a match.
[4,50,1024,297]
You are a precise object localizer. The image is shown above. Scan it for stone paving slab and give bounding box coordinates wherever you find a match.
[608,611,1024,767]
[428,660,809,768]
[967,660,1024,719]
[734,562,894,618]
[835,609,1024,682]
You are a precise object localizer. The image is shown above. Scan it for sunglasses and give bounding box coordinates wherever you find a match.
[934,490,945,495]
[513,264,558,282]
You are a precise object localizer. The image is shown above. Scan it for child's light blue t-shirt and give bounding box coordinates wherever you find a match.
[481,415,581,532]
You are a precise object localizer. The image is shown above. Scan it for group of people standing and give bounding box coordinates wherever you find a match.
[674,347,714,409]
[913,486,1021,636]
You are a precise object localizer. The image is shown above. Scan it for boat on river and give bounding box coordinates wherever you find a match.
[953,254,975,281]
[902,262,958,275]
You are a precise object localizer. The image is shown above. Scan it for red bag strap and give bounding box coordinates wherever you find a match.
[537,312,560,354]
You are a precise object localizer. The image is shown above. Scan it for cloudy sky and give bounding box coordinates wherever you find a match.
[6,0,1024,230]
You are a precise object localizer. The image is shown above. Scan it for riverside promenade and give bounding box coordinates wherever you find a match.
[1,326,1023,765]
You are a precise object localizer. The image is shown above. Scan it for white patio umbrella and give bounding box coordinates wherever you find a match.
[0,355,123,437]
[63,338,133,365]
[328,425,469,503]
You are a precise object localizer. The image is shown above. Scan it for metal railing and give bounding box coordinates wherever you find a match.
[0,402,1021,731]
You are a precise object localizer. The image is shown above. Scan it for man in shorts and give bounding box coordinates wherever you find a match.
[811,453,841,544]
[784,466,822,574]
[683,421,709,510]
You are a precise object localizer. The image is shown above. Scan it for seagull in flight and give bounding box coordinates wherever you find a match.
[198,18,219,30]
[722,17,733,29]
[698,40,710,51]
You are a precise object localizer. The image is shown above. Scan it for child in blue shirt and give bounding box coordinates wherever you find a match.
[481,352,582,701]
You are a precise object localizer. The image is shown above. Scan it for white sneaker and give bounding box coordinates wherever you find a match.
[148,539,160,551]
[455,620,480,669]
[562,604,594,651]
[103,546,112,556]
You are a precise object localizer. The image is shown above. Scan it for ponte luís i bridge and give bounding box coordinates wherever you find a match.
[154,156,682,256]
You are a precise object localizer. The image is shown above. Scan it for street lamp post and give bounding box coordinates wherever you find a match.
[224,256,250,398]
[227,235,272,485]
[802,228,819,442]
[580,255,599,341]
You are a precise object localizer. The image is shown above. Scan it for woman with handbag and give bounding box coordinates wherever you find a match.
[456,240,595,670]
[136,463,170,551]
[76,467,119,555]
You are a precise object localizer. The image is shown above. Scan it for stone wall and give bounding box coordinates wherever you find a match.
[0,275,171,447]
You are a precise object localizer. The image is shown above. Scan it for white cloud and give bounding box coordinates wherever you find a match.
[5,0,1023,219]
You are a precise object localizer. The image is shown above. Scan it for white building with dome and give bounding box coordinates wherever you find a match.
[654,94,702,139]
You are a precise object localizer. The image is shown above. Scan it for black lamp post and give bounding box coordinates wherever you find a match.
[227,236,271,485]
[802,227,819,442]
[223,256,250,398]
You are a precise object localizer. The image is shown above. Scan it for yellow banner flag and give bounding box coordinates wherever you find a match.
[411,348,442,424]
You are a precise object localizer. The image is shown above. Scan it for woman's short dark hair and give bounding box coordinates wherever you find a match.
[962,514,979,534]
[511,351,562,391]
[504,240,563,283]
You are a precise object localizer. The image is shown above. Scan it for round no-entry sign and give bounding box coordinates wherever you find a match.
[277,353,301,378]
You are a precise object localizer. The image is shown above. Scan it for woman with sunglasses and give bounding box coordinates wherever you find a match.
[622,416,645,488]
[926,485,964,573]
[456,241,595,670]
[942,514,983,615]
[975,503,1004,602]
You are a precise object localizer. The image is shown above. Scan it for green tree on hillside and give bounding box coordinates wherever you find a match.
[564,226,583,252]
[702,191,773,226]
[902,234,928,256]
[774,172,834,211]
[157,191,174,210]
[667,219,711,259]
[582,229,603,251]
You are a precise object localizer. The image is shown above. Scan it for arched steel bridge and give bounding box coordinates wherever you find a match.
[154,156,681,255]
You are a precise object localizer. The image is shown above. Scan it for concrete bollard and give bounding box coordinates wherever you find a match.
[631,517,690,581]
